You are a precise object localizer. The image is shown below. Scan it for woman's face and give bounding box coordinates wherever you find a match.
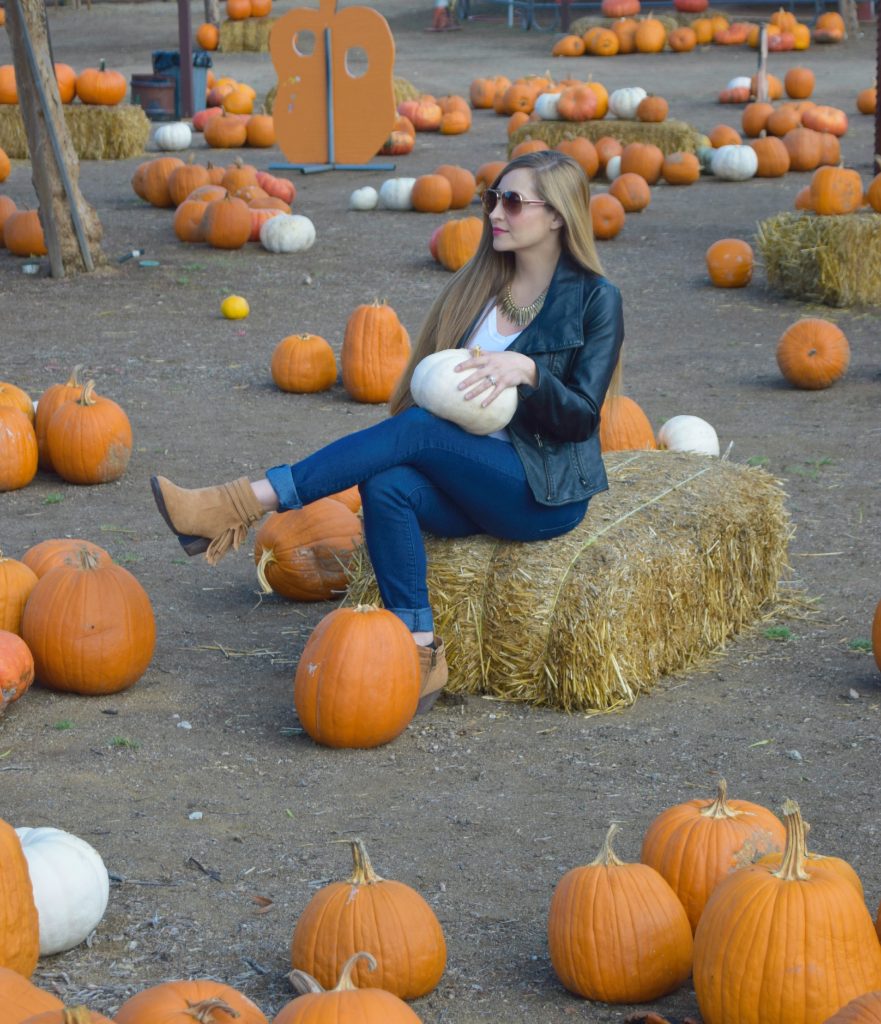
[486,168,563,256]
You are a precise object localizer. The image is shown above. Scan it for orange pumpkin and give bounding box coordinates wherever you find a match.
[54,64,77,104]
[293,607,421,748]
[201,194,251,249]
[226,0,252,19]
[411,174,453,213]
[599,394,654,450]
[594,135,623,171]
[167,161,210,207]
[204,112,249,149]
[0,629,35,706]
[245,113,276,147]
[139,156,186,208]
[609,172,651,212]
[794,184,813,210]
[0,551,38,635]
[661,151,701,185]
[34,366,87,471]
[341,301,411,404]
[866,173,881,213]
[4,210,47,257]
[0,381,33,423]
[668,26,697,51]
[433,164,476,209]
[172,198,208,243]
[619,141,664,184]
[691,17,714,44]
[475,161,507,192]
[801,104,848,136]
[809,164,863,215]
[75,60,126,105]
[784,66,815,99]
[741,101,774,138]
[776,317,850,389]
[640,780,785,932]
[587,27,620,56]
[555,136,599,179]
[0,191,14,233]
[439,109,471,135]
[0,818,39,977]
[21,539,111,579]
[0,407,37,491]
[557,86,598,122]
[765,104,803,137]
[254,501,362,601]
[857,87,877,115]
[0,967,63,1020]
[22,1007,115,1024]
[250,0,272,16]
[196,22,219,50]
[437,215,483,271]
[589,193,625,241]
[636,95,668,123]
[548,824,694,1002]
[45,380,132,485]
[782,125,823,171]
[290,838,446,996]
[271,333,337,393]
[634,17,666,52]
[705,238,753,288]
[115,980,267,1024]
[552,34,586,56]
[708,124,742,148]
[750,135,791,177]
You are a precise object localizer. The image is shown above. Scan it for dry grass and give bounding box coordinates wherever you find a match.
[218,16,277,52]
[347,451,791,713]
[0,104,150,160]
[756,211,881,308]
[510,118,704,156]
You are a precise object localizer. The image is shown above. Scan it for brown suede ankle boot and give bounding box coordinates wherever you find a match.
[151,475,267,565]
[416,638,447,714]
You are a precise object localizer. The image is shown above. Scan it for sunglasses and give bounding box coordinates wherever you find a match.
[482,188,550,217]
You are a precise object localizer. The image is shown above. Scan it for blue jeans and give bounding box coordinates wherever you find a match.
[266,408,588,632]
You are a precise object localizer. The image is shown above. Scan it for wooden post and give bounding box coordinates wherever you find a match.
[876,0,880,163]
[755,25,769,103]
[178,0,194,119]
[204,0,220,25]
[5,0,103,276]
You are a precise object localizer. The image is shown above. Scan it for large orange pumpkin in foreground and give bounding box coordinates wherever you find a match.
[599,394,655,451]
[290,838,446,999]
[23,1007,115,1024]
[294,606,420,748]
[776,317,850,389]
[45,380,132,484]
[0,818,40,977]
[640,779,786,931]
[21,539,112,578]
[271,334,337,393]
[21,550,156,695]
[548,823,694,1002]
[34,366,85,471]
[693,799,881,1024]
[0,406,38,492]
[436,216,483,271]
[115,979,267,1024]
[0,966,64,1021]
[0,550,38,634]
[341,301,411,404]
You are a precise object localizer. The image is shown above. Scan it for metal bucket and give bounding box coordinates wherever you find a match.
[129,75,176,121]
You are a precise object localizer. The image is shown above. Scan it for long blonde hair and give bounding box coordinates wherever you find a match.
[389,150,620,414]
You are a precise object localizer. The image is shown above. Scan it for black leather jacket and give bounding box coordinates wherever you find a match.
[458,253,624,507]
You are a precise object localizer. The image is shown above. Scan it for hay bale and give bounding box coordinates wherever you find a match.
[346,451,790,712]
[570,12,683,35]
[0,104,150,160]
[756,211,881,308]
[510,118,705,156]
[219,16,277,52]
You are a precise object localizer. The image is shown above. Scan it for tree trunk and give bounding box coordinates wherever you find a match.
[204,0,220,25]
[875,0,880,165]
[5,0,104,276]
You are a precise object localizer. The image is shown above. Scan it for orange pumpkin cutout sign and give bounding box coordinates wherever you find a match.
[270,0,396,166]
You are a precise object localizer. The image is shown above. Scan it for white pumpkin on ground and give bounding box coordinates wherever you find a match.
[710,145,758,180]
[533,92,562,120]
[726,75,752,91]
[605,155,622,181]
[154,121,192,151]
[15,826,110,955]
[657,415,720,456]
[348,186,378,211]
[378,177,417,210]
[259,214,316,253]
[410,350,518,435]
[608,87,647,120]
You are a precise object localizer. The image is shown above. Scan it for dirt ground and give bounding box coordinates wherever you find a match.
[2,2,881,1020]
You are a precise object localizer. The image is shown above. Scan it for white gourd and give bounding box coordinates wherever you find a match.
[608,87,647,120]
[260,214,316,253]
[533,92,561,120]
[15,826,110,955]
[411,350,518,435]
[710,144,758,180]
[605,155,622,181]
[154,122,192,151]
[348,186,378,211]
[726,75,752,91]
[378,177,416,210]
[657,415,720,456]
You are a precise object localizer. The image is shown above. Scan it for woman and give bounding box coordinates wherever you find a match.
[151,150,624,713]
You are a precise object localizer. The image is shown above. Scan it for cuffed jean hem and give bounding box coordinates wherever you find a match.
[386,605,435,633]
[266,464,302,511]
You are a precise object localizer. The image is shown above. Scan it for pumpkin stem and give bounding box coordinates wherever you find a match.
[698,778,744,820]
[348,837,384,884]
[255,547,277,595]
[61,1009,100,1024]
[66,364,85,387]
[99,59,106,72]
[772,799,811,882]
[75,548,102,572]
[590,822,625,867]
[334,951,377,992]
[185,998,241,1022]
[77,379,98,407]
[287,969,326,995]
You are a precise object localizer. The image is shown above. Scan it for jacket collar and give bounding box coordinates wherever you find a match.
[505,252,587,354]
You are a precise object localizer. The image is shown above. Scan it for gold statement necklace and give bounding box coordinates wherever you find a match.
[498,284,548,328]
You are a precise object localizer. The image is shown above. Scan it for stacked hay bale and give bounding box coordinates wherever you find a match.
[347,451,790,712]
[757,212,881,307]
[509,118,705,156]
[218,16,277,52]
[0,105,150,160]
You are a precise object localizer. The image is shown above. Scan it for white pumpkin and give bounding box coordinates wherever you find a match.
[260,214,316,253]
[657,415,720,456]
[15,826,110,956]
[605,155,622,181]
[533,92,561,120]
[608,87,647,121]
[726,75,752,91]
[378,177,416,210]
[348,186,378,211]
[154,121,192,151]
[710,144,758,181]
[410,350,518,436]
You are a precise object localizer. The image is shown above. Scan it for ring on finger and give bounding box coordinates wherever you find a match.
[486,375,497,386]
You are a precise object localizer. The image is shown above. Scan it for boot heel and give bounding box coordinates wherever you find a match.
[151,476,209,557]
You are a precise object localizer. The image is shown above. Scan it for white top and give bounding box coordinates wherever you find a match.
[466,306,522,442]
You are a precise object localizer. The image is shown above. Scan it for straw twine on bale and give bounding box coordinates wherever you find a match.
[346,451,791,712]
[509,119,704,157]
[0,104,149,160]
[218,16,277,52]
[264,76,418,117]
[756,211,881,308]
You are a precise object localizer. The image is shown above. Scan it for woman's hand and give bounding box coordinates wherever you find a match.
[454,350,538,406]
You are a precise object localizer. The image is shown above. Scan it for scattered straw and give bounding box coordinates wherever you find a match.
[756,211,881,308]
[0,104,150,160]
[510,118,704,156]
[219,16,277,52]
[346,451,790,712]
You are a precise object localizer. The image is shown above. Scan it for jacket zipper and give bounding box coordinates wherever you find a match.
[535,433,553,501]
